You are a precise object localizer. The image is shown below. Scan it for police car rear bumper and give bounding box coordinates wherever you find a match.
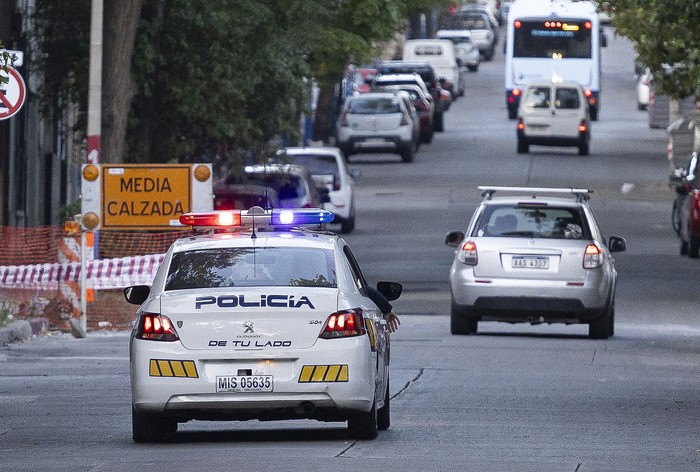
[131,338,377,417]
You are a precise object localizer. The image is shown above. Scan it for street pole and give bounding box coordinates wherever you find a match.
[76,0,103,338]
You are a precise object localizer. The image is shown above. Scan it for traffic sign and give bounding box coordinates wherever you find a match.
[0,66,26,120]
[81,163,213,230]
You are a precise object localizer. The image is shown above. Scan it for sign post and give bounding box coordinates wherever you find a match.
[0,66,26,121]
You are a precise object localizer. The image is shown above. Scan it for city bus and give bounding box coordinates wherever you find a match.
[504,0,604,120]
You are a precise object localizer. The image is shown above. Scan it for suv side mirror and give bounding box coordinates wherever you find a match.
[376,281,402,301]
[124,285,150,305]
[445,230,465,247]
[608,236,626,253]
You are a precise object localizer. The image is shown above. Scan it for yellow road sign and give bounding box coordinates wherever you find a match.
[81,164,213,230]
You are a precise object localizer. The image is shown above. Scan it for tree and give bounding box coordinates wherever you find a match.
[604,0,700,100]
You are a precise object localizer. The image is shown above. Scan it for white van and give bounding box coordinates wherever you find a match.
[516,80,591,155]
[403,39,464,98]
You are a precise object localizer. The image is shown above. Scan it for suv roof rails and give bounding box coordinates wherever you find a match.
[478,186,593,202]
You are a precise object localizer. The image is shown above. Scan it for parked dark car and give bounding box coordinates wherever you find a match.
[674,151,700,257]
[375,60,448,132]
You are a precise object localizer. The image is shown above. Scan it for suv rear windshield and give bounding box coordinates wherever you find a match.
[473,204,590,239]
[444,13,490,30]
[346,97,401,114]
[165,247,337,290]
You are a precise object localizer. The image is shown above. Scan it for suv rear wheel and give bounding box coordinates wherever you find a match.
[451,302,478,335]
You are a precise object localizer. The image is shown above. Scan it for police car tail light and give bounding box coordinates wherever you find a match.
[319,309,366,339]
[583,244,603,269]
[136,313,180,342]
[458,241,478,265]
[179,211,242,227]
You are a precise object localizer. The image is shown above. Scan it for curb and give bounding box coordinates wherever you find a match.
[0,318,49,346]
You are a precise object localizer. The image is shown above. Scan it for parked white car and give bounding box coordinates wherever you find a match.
[403,39,465,98]
[278,147,360,234]
[436,29,481,72]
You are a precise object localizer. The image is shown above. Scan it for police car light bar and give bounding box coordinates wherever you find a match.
[179,207,334,228]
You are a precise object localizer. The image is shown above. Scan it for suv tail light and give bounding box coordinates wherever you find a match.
[333,175,340,191]
[135,313,180,341]
[458,241,478,265]
[339,111,349,127]
[583,244,603,269]
[319,309,366,339]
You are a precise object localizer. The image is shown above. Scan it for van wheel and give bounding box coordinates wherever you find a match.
[578,142,589,156]
[517,138,529,154]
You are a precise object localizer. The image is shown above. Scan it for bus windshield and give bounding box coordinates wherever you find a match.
[513,20,591,59]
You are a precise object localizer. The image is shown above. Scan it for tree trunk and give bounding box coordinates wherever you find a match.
[313,82,337,144]
[102,0,144,163]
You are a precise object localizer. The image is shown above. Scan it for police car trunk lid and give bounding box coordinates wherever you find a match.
[160,288,338,350]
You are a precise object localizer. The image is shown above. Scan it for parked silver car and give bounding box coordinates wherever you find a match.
[446,187,626,339]
[336,92,420,163]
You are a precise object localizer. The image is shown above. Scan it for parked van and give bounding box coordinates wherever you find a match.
[403,39,464,99]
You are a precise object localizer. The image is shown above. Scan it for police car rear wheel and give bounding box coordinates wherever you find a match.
[132,406,177,443]
[377,376,390,431]
[348,401,378,439]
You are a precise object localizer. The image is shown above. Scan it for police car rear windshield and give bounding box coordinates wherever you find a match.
[165,247,337,290]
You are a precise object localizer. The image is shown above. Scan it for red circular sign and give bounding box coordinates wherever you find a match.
[0,67,26,120]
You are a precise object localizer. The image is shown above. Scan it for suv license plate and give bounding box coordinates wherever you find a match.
[216,375,273,393]
[512,256,549,269]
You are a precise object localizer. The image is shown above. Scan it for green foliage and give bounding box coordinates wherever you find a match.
[31,0,434,168]
[31,0,90,129]
[604,0,700,99]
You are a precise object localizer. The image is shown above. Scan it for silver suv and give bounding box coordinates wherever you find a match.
[336,92,420,163]
[445,187,626,339]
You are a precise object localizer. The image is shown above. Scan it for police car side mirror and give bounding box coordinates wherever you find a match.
[124,285,150,305]
[445,230,465,247]
[608,236,626,253]
[376,281,402,302]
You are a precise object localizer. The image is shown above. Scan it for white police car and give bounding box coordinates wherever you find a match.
[125,207,401,442]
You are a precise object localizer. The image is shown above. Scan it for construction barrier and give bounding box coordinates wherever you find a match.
[0,227,190,331]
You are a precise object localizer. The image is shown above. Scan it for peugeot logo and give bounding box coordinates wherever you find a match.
[243,321,254,334]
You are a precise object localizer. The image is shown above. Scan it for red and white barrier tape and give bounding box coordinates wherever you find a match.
[0,253,165,290]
